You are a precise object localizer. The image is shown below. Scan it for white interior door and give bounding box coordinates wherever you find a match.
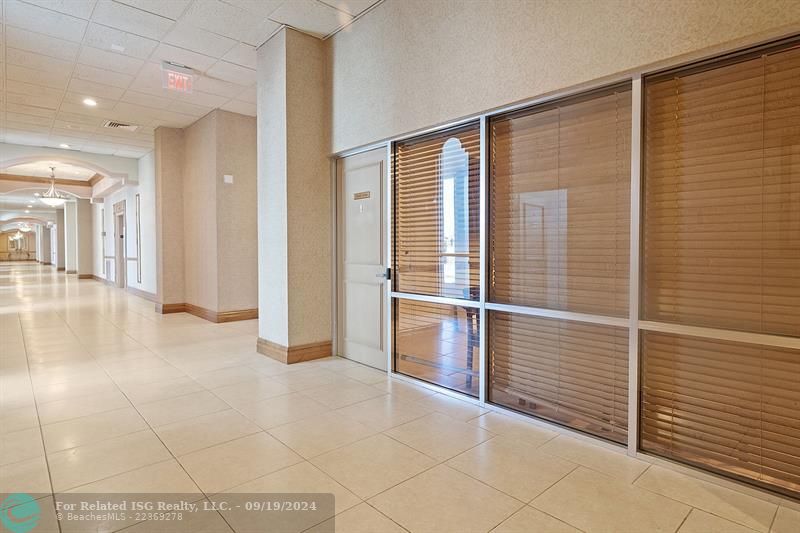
[337,148,387,370]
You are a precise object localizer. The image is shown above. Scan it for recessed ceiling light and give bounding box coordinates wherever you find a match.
[25,210,30,214]
[27,205,32,208]
[59,143,70,149]
[83,98,97,107]
[111,43,125,53]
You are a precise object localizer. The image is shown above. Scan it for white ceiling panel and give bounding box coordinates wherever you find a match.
[320,0,378,16]
[222,0,283,20]
[269,0,352,38]
[91,0,175,40]
[83,23,159,59]
[22,0,98,19]
[1,0,383,158]
[163,21,237,58]
[6,48,74,78]
[6,64,70,90]
[192,74,243,98]
[151,43,216,72]
[222,43,257,69]
[5,0,89,42]
[115,0,192,20]
[220,99,255,116]
[67,78,126,100]
[78,46,146,74]
[206,61,257,86]
[181,0,280,46]
[74,64,134,89]
[5,26,81,62]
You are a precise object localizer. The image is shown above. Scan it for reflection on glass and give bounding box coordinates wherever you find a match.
[489,311,628,443]
[394,299,479,397]
[394,123,480,299]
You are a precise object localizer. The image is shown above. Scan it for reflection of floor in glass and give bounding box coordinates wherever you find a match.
[395,314,479,397]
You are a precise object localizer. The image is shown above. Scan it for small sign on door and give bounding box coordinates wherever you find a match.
[353,191,371,200]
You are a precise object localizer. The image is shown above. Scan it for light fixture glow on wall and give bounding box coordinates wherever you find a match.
[59,143,70,149]
[83,98,97,107]
[39,167,68,207]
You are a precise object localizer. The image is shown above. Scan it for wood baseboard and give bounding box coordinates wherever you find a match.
[66,269,77,274]
[126,285,157,303]
[57,267,65,271]
[91,274,114,286]
[155,303,186,314]
[256,337,332,364]
[155,302,257,323]
[78,274,93,279]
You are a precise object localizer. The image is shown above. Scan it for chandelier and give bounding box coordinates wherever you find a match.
[38,166,68,207]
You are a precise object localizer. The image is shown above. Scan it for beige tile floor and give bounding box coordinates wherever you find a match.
[1,262,799,532]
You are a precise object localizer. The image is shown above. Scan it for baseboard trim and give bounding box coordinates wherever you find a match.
[126,286,158,303]
[57,267,65,271]
[155,303,186,314]
[91,274,114,286]
[155,302,257,323]
[77,274,93,279]
[66,269,77,274]
[256,338,332,364]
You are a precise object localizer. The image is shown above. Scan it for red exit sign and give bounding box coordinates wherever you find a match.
[161,61,194,94]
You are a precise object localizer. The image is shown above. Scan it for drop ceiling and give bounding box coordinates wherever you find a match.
[0,0,381,159]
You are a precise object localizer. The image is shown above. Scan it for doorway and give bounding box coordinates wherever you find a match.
[336,148,388,371]
[114,202,126,289]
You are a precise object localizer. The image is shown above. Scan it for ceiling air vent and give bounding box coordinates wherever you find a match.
[103,120,139,132]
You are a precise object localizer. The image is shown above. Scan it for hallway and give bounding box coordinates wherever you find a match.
[0,262,796,532]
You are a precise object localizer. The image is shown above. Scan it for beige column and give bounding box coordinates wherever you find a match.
[64,202,78,274]
[154,127,186,312]
[256,28,331,363]
[55,208,65,271]
[40,226,51,265]
[76,198,93,278]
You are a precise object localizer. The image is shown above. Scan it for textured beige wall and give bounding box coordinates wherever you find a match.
[76,198,93,276]
[55,208,65,269]
[154,127,185,305]
[286,29,331,345]
[64,202,77,272]
[329,0,800,152]
[257,30,290,346]
[183,112,219,312]
[257,28,331,347]
[215,110,258,312]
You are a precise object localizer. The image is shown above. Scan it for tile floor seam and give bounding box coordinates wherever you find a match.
[18,312,65,533]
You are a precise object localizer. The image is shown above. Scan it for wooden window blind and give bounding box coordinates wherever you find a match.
[489,86,631,316]
[394,123,481,299]
[489,311,629,443]
[641,331,800,497]
[395,299,479,397]
[643,46,800,336]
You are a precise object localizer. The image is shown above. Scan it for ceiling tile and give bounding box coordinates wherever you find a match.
[5,103,57,119]
[78,46,146,74]
[52,121,97,133]
[234,85,257,103]
[151,44,217,72]
[222,0,284,19]
[119,89,172,108]
[5,0,89,42]
[58,101,111,118]
[5,48,74,78]
[6,90,63,110]
[83,23,159,59]
[220,99,256,116]
[114,148,151,158]
[205,61,257,86]
[192,74,244,98]
[74,64,134,89]
[7,64,70,90]
[56,111,107,126]
[268,0,351,38]
[222,43,257,69]
[5,26,81,62]
[62,92,117,110]
[163,21,237,58]
[319,0,379,16]
[181,0,280,46]
[5,112,53,127]
[22,0,98,19]
[91,0,175,40]
[67,78,126,100]
[170,90,228,108]
[115,0,192,20]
